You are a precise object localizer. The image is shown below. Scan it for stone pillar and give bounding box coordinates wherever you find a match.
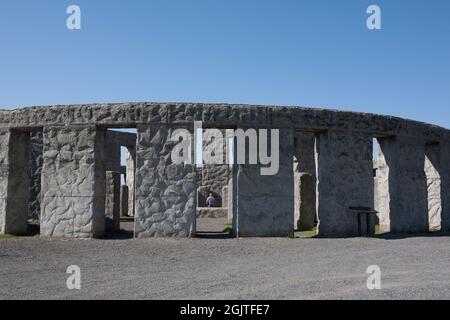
[316,130,374,237]
[222,186,228,208]
[293,132,316,231]
[120,185,129,217]
[235,128,294,237]
[134,124,196,237]
[227,176,234,221]
[0,130,8,234]
[375,140,390,233]
[41,126,106,238]
[105,171,121,231]
[125,151,135,216]
[424,143,442,231]
[197,186,209,207]
[29,131,43,221]
[377,136,428,233]
[0,129,30,235]
[104,132,121,230]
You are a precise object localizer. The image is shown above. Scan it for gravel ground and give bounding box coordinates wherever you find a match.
[1,229,450,300]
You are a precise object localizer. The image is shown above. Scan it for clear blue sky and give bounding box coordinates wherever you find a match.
[1,0,449,128]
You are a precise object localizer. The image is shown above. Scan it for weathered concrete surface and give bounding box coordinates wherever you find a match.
[293,131,316,231]
[1,103,449,141]
[1,103,450,238]
[316,130,374,237]
[29,131,43,221]
[40,126,106,238]
[0,130,30,235]
[134,124,196,237]
[377,136,429,233]
[235,129,294,237]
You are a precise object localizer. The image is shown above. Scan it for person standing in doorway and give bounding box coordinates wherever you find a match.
[206,193,216,208]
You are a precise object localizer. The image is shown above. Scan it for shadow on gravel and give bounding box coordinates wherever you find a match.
[100,230,134,240]
[195,232,234,239]
[100,217,135,240]
[374,231,450,240]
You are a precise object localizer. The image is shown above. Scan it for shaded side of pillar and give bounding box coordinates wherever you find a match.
[235,128,294,237]
[377,136,428,233]
[316,130,374,237]
[293,131,316,231]
[0,129,30,235]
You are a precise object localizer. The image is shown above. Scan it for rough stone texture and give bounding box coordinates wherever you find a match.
[0,130,30,234]
[1,103,450,238]
[1,103,448,141]
[316,130,374,237]
[28,131,43,221]
[235,128,294,237]
[134,124,196,237]
[377,136,428,233]
[40,126,105,238]
[425,143,442,231]
[293,131,317,231]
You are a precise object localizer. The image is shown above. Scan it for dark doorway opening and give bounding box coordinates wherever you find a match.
[102,128,137,239]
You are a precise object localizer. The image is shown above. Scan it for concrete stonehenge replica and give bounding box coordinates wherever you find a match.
[0,103,449,238]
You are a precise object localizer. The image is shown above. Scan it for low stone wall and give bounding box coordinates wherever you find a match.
[196,208,228,219]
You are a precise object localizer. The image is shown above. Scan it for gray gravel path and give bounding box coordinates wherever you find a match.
[1,233,449,300]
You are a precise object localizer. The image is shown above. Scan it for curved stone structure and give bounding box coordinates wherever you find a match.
[0,103,449,238]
